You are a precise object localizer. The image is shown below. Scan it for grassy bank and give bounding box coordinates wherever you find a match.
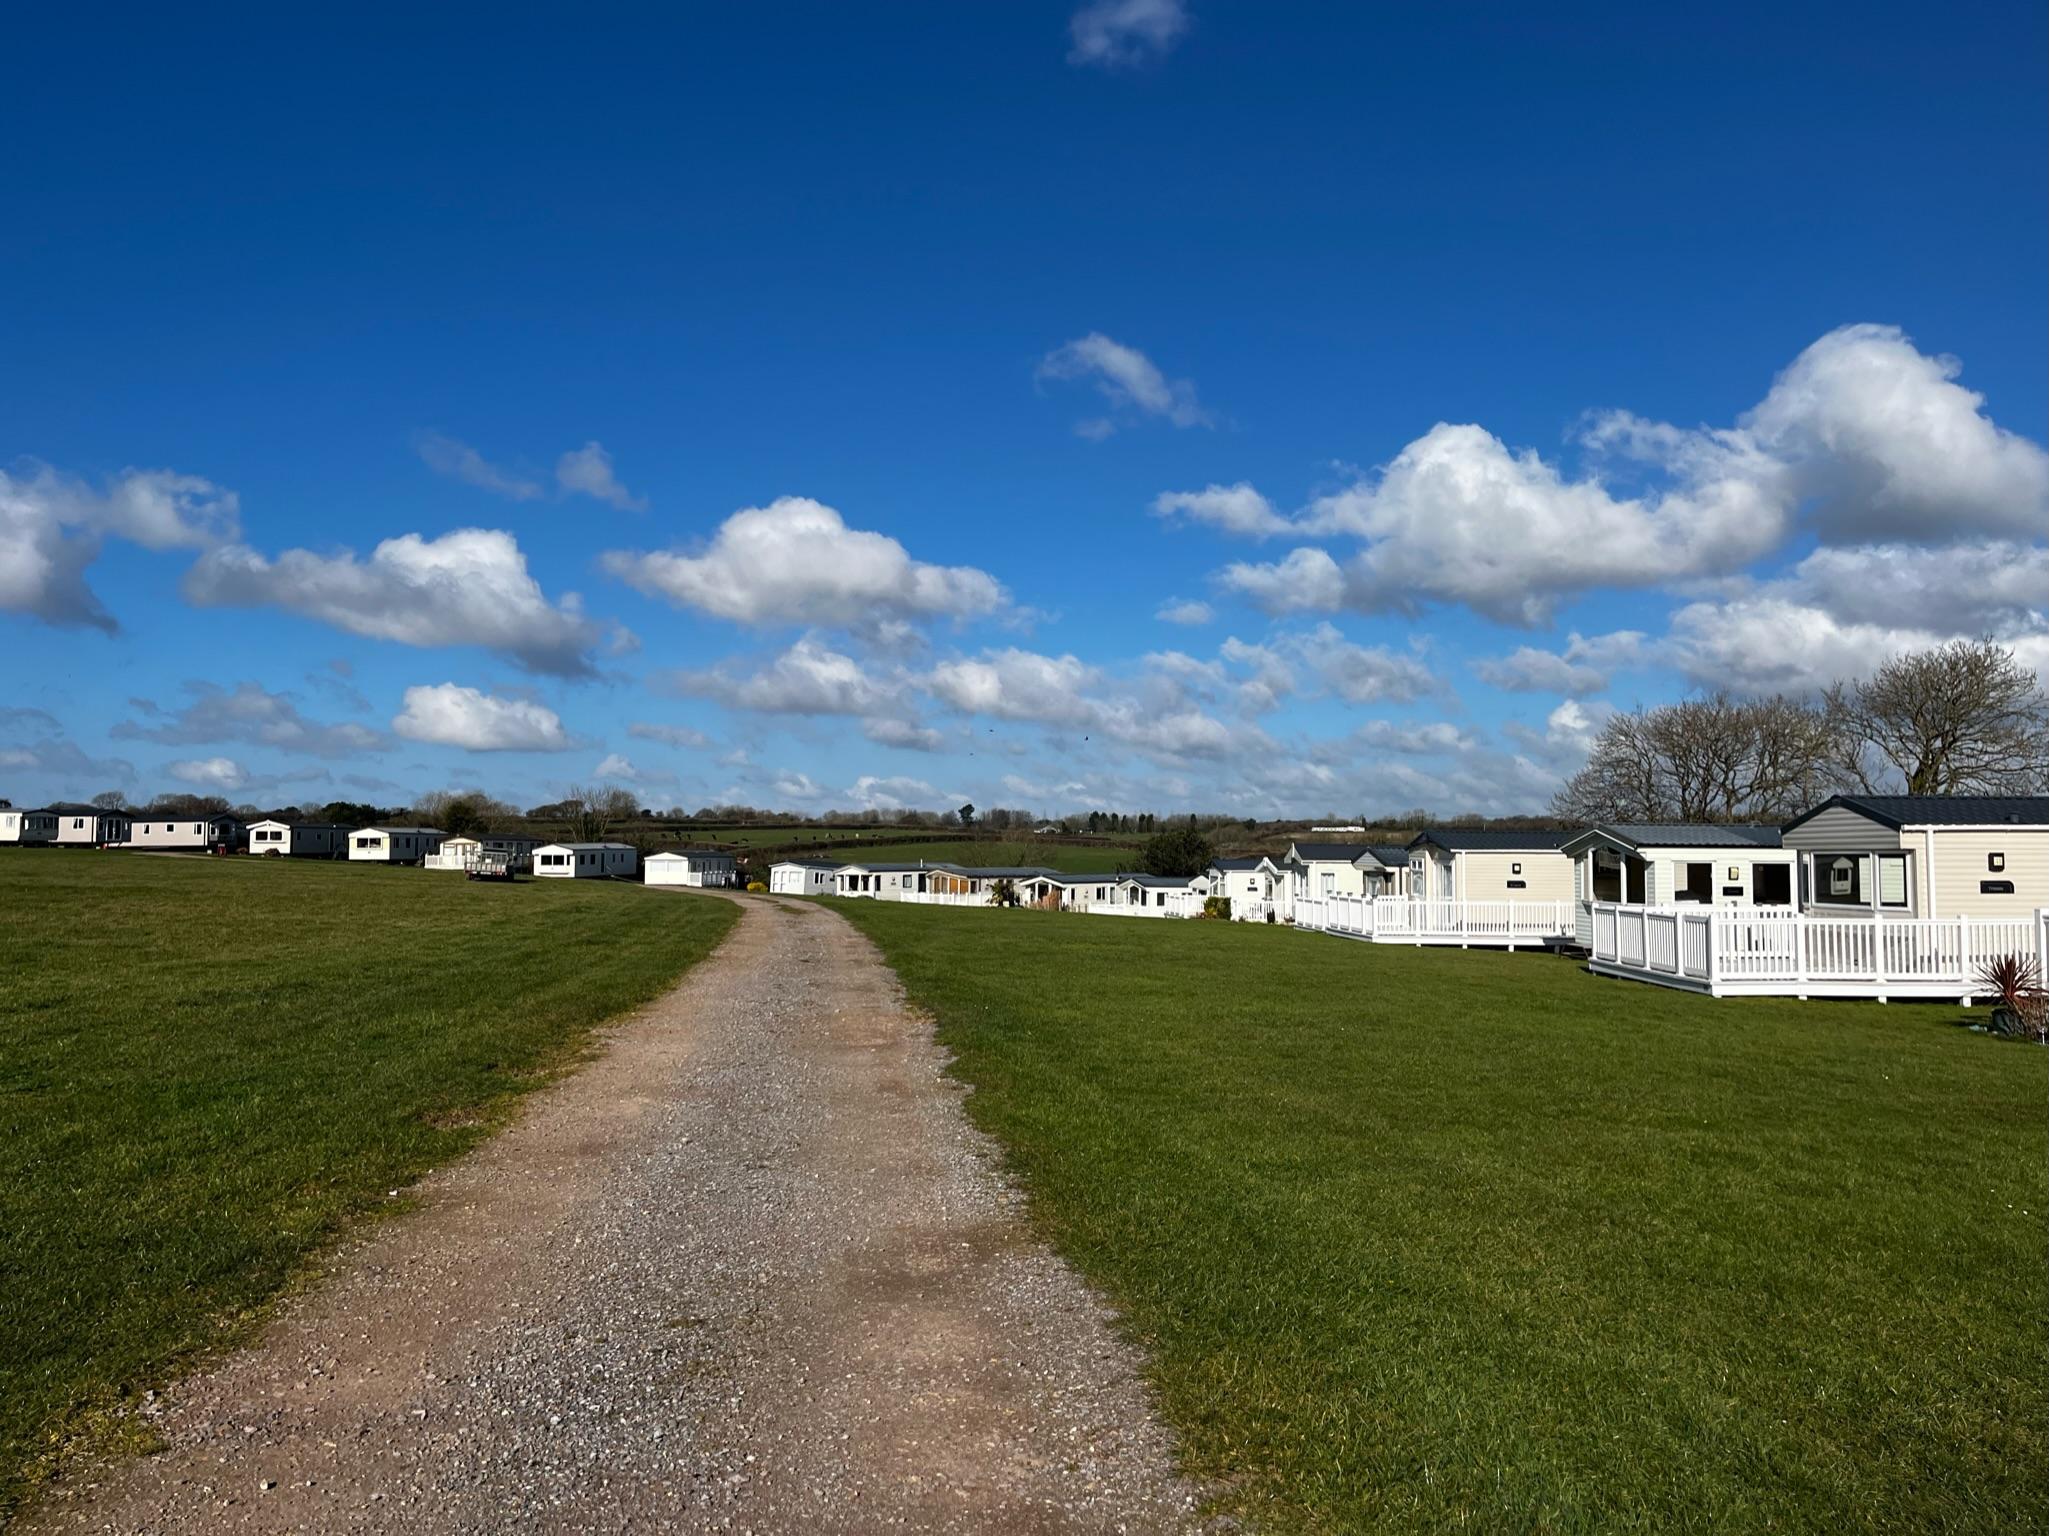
[834,902,2049,1533]
[0,853,737,1514]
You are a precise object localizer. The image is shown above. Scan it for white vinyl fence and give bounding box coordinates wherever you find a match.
[1588,902,2049,1000]
[1292,896,1575,947]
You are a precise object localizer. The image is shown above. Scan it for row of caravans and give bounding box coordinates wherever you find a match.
[773,858,1208,913]
[2,808,739,886]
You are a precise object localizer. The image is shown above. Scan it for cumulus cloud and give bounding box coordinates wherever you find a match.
[1152,482,1288,537]
[1037,333,1209,436]
[113,681,385,757]
[1665,542,2049,694]
[770,769,824,801]
[165,756,250,791]
[863,717,946,752]
[185,527,611,676]
[0,707,136,788]
[1,463,239,632]
[846,774,941,811]
[1200,325,2045,625]
[555,441,645,511]
[1068,0,1189,67]
[1289,624,1438,704]
[664,638,903,717]
[1472,631,1648,695]
[392,683,574,752]
[926,646,1242,759]
[1155,597,1214,626]
[594,752,675,786]
[415,432,544,501]
[603,498,1006,631]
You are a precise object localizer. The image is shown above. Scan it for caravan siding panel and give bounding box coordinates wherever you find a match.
[1782,806,1903,853]
[1459,851,1573,903]
[1928,829,2049,919]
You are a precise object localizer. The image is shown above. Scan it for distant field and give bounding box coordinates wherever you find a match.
[0,853,737,1515]
[834,903,2049,1533]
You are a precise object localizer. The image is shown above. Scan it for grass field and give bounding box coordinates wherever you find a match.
[833,902,2049,1533]
[0,853,737,1515]
[821,838,1138,872]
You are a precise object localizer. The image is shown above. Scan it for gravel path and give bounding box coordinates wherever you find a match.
[25,894,1211,1534]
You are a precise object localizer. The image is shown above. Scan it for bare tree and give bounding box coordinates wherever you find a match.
[561,784,640,842]
[1826,639,2049,794]
[90,790,132,812]
[1553,692,1843,823]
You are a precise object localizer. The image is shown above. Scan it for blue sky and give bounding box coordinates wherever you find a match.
[4,1,2045,818]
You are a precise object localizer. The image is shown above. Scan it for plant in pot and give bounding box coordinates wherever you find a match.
[1975,953,2048,1044]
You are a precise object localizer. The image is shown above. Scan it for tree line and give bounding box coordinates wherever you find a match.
[1554,640,2048,824]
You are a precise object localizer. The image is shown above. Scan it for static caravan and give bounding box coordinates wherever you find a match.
[1560,824,1794,948]
[833,862,930,898]
[1018,871,1120,907]
[532,842,638,879]
[247,820,349,857]
[1407,829,1575,904]
[348,825,447,865]
[1,808,58,846]
[128,814,244,852]
[46,804,131,847]
[1208,856,1285,919]
[645,849,739,888]
[769,859,838,895]
[1284,842,1375,908]
[1117,873,1206,913]
[1780,794,2049,921]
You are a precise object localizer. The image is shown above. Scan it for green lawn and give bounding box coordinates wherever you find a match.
[0,853,737,1515]
[833,902,2049,1534]
[822,838,1138,872]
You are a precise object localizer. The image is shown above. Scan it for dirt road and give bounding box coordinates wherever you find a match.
[26,895,1207,1533]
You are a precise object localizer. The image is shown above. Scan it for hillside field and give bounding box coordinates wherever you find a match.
[834,901,2049,1534]
[0,853,737,1515]
[811,839,1138,873]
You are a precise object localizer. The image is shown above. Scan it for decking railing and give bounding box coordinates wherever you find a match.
[1587,902,2048,999]
[1292,896,1575,946]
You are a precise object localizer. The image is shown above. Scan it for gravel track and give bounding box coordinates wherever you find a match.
[22,893,1210,1534]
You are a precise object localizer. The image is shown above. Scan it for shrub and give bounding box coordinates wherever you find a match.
[1975,952,2048,1043]
[987,877,1020,908]
[746,880,767,893]
[1202,895,1232,921]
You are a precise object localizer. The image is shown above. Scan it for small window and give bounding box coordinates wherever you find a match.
[1988,852,2005,872]
[1981,880,2014,894]
[1505,878,1527,890]
[1511,862,1522,875]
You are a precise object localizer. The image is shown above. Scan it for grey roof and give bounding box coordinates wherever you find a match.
[359,825,446,836]
[1410,828,1576,853]
[43,802,122,816]
[1365,844,1413,868]
[1782,794,2049,832]
[837,861,938,873]
[773,858,840,869]
[953,866,1060,880]
[1210,855,1277,871]
[1564,823,1784,852]
[1122,872,1203,888]
[1289,841,1373,864]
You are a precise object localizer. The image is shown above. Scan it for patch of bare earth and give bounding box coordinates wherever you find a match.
[23,895,1213,1533]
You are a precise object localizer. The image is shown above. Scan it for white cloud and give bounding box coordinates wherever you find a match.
[926,646,1243,759]
[415,432,544,500]
[1,463,239,632]
[113,681,384,758]
[1289,623,1438,705]
[1037,333,1209,436]
[1155,597,1214,626]
[185,527,610,677]
[1740,323,2048,541]
[555,441,646,511]
[0,708,136,788]
[627,721,714,751]
[1068,0,1189,67]
[392,684,574,752]
[665,638,903,716]
[1218,636,1296,713]
[594,752,675,786]
[165,756,249,791]
[1218,547,1346,615]
[602,497,1005,630]
[845,774,940,811]
[1663,540,2049,692]
[1203,325,2045,625]
[1472,631,1648,695]
[863,717,946,752]
[1152,482,1288,537]
[771,769,824,801]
